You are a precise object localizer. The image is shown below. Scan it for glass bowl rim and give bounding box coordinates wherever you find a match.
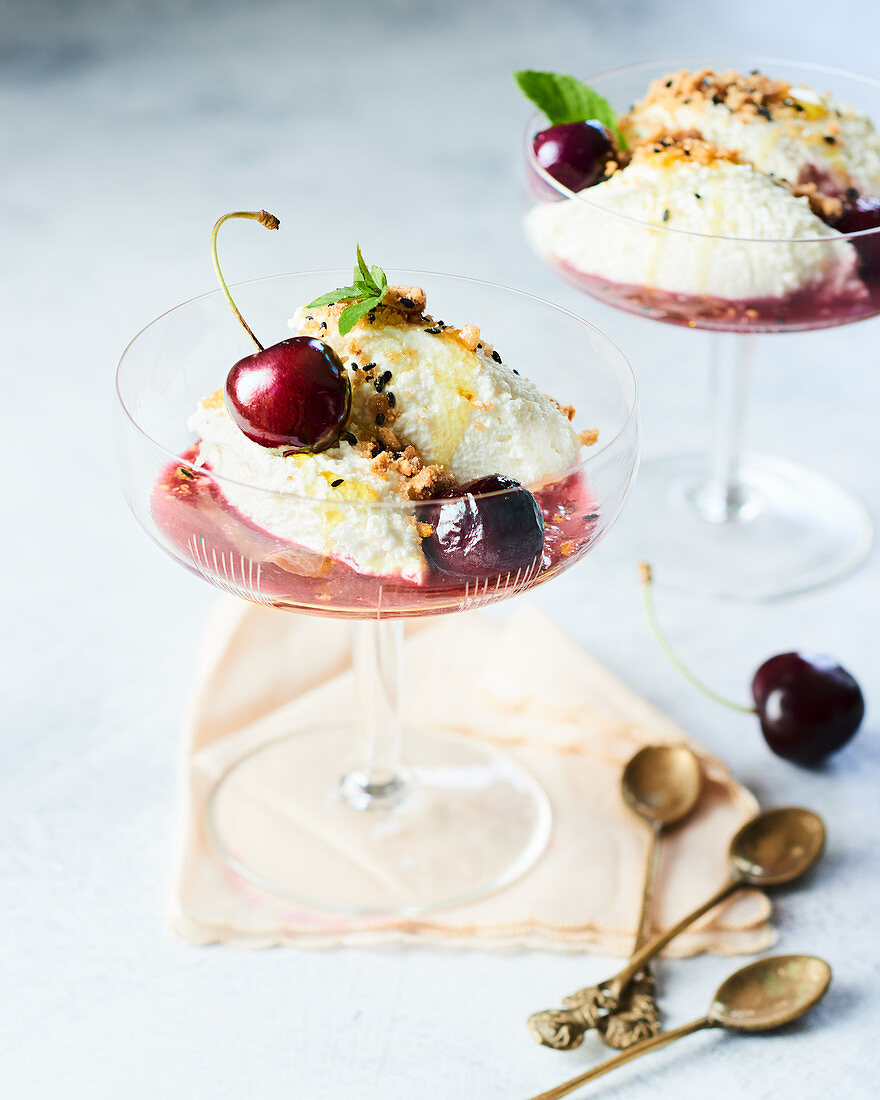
[116,268,638,508]
[523,54,880,245]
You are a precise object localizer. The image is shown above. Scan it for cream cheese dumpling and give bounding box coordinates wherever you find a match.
[191,287,582,582]
[624,68,880,199]
[527,138,861,300]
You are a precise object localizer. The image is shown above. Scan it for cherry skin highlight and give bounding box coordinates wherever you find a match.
[751,652,865,765]
[422,474,545,578]
[225,336,351,452]
[533,121,613,192]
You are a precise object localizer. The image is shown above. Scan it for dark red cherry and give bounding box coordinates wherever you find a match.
[828,196,880,279]
[533,121,613,192]
[421,474,545,578]
[225,336,351,452]
[751,652,865,765]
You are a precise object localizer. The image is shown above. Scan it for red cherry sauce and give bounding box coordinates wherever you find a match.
[152,449,599,619]
[552,260,880,333]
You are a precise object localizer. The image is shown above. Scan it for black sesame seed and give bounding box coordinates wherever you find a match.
[662,208,670,222]
[694,192,702,199]
[847,187,859,200]
[375,413,386,426]
[343,432,357,445]
[665,79,673,88]
[491,349,502,363]
[424,326,442,334]
[512,369,520,376]
[381,370,392,384]
[712,93,723,105]
[320,321,327,330]
[400,296,414,308]
[386,392,396,407]
[757,106,771,120]
[374,379,384,392]
[750,68,760,75]
[178,466,195,480]
[305,314,314,321]
[368,310,375,323]
[823,135,836,145]
[331,478,344,488]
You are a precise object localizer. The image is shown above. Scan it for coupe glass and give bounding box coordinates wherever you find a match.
[523,57,880,600]
[116,270,638,914]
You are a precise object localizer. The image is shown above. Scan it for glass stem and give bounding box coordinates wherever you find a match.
[340,620,407,810]
[692,332,755,523]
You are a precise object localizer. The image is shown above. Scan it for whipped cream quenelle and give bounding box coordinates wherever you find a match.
[526,67,880,305]
[529,139,861,301]
[190,288,583,582]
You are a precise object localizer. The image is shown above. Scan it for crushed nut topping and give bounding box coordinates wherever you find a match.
[633,68,794,124]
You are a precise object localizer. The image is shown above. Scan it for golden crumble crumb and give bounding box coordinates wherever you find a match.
[382,284,427,317]
[578,427,600,446]
[404,465,457,501]
[457,324,481,351]
[560,540,576,556]
[787,181,844,220]
[552,399,576,422]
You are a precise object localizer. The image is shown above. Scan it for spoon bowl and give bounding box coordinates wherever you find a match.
[622,744,703,826]
[729,807,826,886]
[710,954,832,1031]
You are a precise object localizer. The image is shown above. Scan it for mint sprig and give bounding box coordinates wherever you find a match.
[514,69,625,147]
[308,244,389,335]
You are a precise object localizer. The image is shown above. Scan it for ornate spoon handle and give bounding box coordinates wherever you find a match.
[526,1016,712,1100]
[527,878,737,1049]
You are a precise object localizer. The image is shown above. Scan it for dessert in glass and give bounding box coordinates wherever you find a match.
[521,59,880,600]
[115,215,638,914]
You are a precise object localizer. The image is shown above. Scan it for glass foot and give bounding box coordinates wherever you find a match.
[605,453,872,601]
[207,725,551,915]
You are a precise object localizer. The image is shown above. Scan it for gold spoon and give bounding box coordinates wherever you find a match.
[531,744,703,1052]
[526,954,831,1100]
[528,806,825,1049]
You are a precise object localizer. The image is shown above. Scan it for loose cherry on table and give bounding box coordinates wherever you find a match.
[828,196,880,279]
[532,120,613,192]
[212,210,351,453]
[639,565,865,765]
[421,474,545,578]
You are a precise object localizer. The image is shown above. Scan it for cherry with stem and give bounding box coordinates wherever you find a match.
[638,564,865,765]
[213,209,352,454]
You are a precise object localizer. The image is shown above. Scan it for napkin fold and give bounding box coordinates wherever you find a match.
[172,603,774,954]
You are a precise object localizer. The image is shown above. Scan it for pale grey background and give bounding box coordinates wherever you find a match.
[2,1,878,1097]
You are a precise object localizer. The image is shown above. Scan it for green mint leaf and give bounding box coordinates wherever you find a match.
[307,286,362,308]
[371,265,387,292]
[514,69,624,146]
[353,279,375,296]
[355,243,372,286]
[338,296,381,336]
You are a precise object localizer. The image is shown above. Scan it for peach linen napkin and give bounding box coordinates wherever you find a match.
[171,602,774,954]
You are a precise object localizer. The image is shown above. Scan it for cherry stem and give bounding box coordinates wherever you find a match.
[638,564,756,715]
[210,210,280,352]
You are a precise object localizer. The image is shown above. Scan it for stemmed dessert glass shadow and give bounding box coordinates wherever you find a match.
[116,269,639,915]
[523,56,880,600]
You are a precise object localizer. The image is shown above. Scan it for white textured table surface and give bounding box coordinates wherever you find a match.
[3,2,879,1097]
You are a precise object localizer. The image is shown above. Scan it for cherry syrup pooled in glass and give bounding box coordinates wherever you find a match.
[553,261,880,333]
[152,450,599,619]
